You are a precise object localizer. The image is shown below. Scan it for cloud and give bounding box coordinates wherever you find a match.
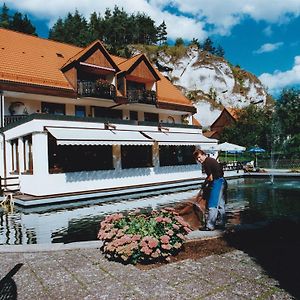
[4,0,300,40]
[254,42,283,54]
[263,26,273,37]
[259,56,300,94]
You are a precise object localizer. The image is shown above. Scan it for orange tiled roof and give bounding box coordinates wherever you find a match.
[0,28,194,109]
[155,71,192,107]
[116,53,143,72]
[0,28,81,90]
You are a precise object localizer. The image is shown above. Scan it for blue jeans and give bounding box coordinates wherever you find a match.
[206,178,226,230]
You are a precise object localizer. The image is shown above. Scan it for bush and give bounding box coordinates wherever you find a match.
[98,208,192,264]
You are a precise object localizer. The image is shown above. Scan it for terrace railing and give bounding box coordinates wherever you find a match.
[77,80,116,100]
[126,89,157,105]
[4,115,28,127]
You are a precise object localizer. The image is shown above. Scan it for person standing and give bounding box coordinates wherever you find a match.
[193,149,226,231]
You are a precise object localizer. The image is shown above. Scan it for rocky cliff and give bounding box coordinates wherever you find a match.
[133,45,268,127]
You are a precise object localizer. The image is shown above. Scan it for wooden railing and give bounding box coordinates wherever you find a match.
[4,115,28,127]
[126,89,157,105]
[0,176,20,194]
[77,80,116,100]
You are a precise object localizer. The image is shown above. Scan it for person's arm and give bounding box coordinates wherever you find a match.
[201,162,213,188]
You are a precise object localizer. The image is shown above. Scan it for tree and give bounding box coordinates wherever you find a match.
[189,38,200,49]
[215,45,225,57]
[10,12,36,35]
[175,37,184,47]
[0,3,10,28]
[220,105,273,151]
[202,37,215,53]
[275,88,300,157]
[156,21,167,45]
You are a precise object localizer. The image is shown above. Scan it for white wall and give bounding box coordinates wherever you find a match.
[19,164,202,196]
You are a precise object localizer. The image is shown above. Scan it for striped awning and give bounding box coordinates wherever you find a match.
[46,127,153,146]
[142,131,217,146]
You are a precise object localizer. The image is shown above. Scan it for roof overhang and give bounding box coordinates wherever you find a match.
[142,130,217,146]
[46,127,153,146]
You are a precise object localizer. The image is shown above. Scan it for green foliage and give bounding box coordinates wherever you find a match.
[156,21,168,45]
[189,38,200,49]
[98,208,191,264]
[0,3,37,35]
[220,105,273,150]
[49,6,160,55]
[275,88,300,157]
[175,37,185,47]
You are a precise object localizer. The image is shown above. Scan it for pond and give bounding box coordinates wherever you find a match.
[0,177,299,245]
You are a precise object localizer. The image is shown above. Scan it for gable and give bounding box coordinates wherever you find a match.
[211,109,235,129]
[82,48,116,70]
[126,60,157,83]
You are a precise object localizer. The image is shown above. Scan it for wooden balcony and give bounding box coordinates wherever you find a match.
[4,114,28,127]
[126,89,157,105]
[77,80,116,100]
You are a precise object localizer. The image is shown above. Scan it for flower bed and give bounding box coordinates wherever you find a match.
[97,208,192,264]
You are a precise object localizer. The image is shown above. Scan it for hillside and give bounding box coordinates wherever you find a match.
[132,45,269,127]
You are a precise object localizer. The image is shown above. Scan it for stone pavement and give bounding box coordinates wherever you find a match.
[0,242,295,300]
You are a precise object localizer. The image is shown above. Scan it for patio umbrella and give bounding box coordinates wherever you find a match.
[216,142,246,162]
[216,142,246,152]
[248,146,266,167]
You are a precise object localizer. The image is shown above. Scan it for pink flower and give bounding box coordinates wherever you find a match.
[163,217,172,223]
[176,233,185,240]
[184,226,192,233]
[155,216,164,222]
[161,244,172,250]
[167,230,174,236]
[172,224,180,230]
[173,242,182,249]
[148,238,159,249]
[141,246,152,255]
[160,235,170,243]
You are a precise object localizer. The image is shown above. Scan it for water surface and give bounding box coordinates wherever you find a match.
[0,177,299,245]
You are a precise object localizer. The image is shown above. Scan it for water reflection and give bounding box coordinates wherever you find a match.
[0,178,299,245]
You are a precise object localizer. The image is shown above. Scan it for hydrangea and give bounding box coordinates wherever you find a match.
[97,208,192,264]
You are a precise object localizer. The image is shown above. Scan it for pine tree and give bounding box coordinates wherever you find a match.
[189,38,200,49]
[156,21,167,45]
[175,37,184,47]
[215,44,225,57]
[0,3,10,28]
[202,37,215,53]
[10,12,36,35]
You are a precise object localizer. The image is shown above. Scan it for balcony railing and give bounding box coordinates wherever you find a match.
[77,80,116,100]
[4,115,28,127]
[126,89,157,105]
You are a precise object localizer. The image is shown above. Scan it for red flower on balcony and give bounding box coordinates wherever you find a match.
[95,78,111,90]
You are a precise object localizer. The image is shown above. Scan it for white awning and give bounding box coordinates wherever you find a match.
[142,131,217,146]
[46,127,153,146]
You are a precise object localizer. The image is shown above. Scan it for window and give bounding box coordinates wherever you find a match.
[129,111,138,121]
[127,81,145,91]
[144,112,159,123]
[75,105,86,117]
[94,106,122,120]
[121,145,152,169]
[11,139,19,173]
[41,102,65,115]
[159,145,196,167]
[48,135,113,173]
[23,135,33,173]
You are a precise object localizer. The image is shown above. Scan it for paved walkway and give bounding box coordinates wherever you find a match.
[0,240,295,300]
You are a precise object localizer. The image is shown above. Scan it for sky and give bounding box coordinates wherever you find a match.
[3,0,300,97]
